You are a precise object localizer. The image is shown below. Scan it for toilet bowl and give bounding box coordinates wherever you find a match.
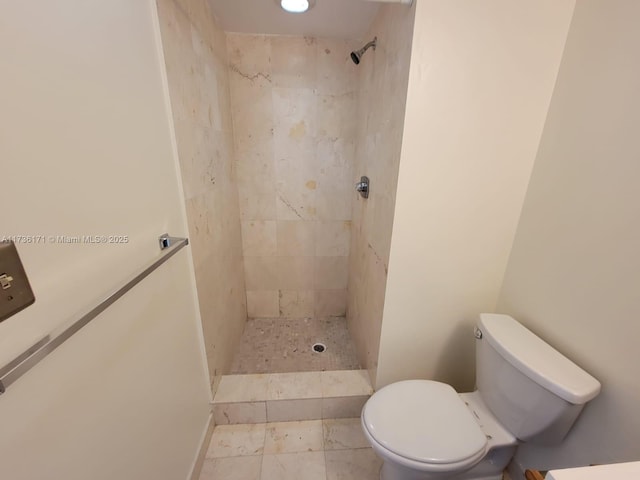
[360,314,601,480]
[361,381,516,480]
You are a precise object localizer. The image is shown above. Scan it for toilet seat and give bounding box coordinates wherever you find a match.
[362,380,487,471]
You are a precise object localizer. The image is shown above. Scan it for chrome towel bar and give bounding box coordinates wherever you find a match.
[0,234,189,395]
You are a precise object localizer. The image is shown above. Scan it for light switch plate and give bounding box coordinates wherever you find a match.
[0,242,35,322]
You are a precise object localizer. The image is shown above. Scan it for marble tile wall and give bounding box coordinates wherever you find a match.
[156,0,247,390]
[347,5,416,382]
[226,34,358,319]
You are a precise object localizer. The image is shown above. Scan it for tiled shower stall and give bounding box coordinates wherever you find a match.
[226,34,367,374]
[157,0,414,386]
[228,34,357,319]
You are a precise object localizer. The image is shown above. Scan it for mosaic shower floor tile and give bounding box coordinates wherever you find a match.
[229,317,361,374]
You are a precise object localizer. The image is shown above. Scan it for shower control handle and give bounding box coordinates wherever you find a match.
[356,176,370,199]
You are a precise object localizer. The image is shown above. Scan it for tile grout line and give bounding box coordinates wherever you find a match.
[259,422,268,480]
[322,418,329,480]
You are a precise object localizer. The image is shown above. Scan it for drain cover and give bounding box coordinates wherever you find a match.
[312,343,326,353]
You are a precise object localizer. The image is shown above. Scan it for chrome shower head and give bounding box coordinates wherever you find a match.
[350,37,377,65]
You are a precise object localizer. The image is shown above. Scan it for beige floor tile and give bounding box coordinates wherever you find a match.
[323,418,370,450]
[214,374,269,403]
[199,456,262,480]
[213,402,267,425]
[322,396,368,419]
[206,423,266,458]
[321,370,372,396]
[325,448,382,480]
[266,371,323,400]
[261,451,326,480]
[266,398,323,422]
[264,420,324,454]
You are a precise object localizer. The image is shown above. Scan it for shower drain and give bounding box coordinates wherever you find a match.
[312,343,326,353]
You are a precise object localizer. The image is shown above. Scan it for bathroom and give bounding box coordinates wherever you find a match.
[0,0,639,479]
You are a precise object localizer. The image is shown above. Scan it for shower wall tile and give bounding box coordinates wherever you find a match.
[316,38,357,96]
[228,34,358,318]
[247,290,279,318]
[315,257,349,290]
[317,93,357,140]
[324,140,355,183]
[347,5,416,380]
[272,88,318,158]
[277,221,316,256]
[279,290,315,317]
[232,89,274,140]
[276,184,317,221]
[244,257,278,290]
[234,127,275,168]
[315,221,351,257]
[227,34,272,78]
[277,257,315,290]
[271,36,318,88]
[316,185,352,221]
[241,221,277,257]
[275,153,316,186]
[315,290,348,317]
[238,188,277,221]
[156,0,247,390]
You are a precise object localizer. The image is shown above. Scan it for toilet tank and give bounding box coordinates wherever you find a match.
[475,314,601,444]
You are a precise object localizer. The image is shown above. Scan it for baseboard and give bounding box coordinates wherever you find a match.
[189,413,215,480]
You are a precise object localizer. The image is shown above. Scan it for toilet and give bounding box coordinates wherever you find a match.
[361,314,601,480]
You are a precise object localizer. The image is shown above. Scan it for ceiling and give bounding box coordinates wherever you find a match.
[208,0,380,40]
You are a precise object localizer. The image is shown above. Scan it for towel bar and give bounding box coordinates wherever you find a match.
[0,234,188,395]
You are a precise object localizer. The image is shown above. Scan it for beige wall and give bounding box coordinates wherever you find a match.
[347,4,416,381]
[497,0,640,474]
[376,0,576,389]
[227,34,357,319]
[0,0,210,478]
[156,0,246,389]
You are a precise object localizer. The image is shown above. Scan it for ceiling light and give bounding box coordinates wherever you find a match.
[280,0,312,13]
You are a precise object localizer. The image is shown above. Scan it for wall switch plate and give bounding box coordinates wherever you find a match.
[0,241,35,323]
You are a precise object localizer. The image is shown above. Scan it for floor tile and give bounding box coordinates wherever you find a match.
[213,401,267,425]
[323,418,370,450]
[214,374,269,403]
[230,317,361,374]
[266,371,323,400]
[322,395,367,419]
[198,419,509,480]
[206,423,266,458]
[266,398,323,422]
[325,448,382,480]
[264,420,324,454]
[321,370,372,396]
[261,451,326,480]
[199,456,262,480]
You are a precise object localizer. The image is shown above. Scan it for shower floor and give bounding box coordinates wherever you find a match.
[229,317,361,374]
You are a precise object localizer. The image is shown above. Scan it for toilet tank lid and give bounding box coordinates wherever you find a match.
[478,314,601,404]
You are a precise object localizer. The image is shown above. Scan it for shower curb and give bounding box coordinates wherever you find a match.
[212,370,372,425]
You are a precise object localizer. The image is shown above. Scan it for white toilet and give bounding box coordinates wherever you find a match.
[361,314,601,480]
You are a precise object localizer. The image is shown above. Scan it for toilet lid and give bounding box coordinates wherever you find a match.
[362,380,487,465]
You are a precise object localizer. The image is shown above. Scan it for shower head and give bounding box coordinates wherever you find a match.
[350,37,377,65]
